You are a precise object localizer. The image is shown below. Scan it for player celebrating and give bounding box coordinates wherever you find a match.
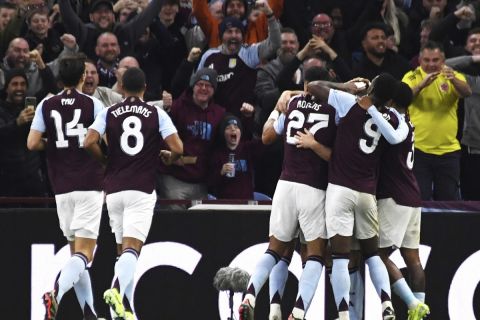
[27,53,105,320]
[84,67,183,320]
[239,67,336,320]
[377,82,430,320]
[307,73,405,320]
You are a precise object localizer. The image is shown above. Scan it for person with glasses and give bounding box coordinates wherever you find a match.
[156,68,226,207]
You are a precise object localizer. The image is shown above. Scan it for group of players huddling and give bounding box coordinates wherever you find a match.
[239,68,430,320]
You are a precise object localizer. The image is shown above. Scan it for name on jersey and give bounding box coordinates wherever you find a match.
[61,98,75,105]
[111,105,152,118]
[296,100,322,111]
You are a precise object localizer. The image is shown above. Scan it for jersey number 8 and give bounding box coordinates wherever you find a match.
[120,115,144,156]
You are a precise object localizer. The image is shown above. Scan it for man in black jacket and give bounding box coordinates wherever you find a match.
[0,68,47,197]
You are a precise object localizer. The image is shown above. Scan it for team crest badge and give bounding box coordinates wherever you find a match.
[228,58,237,69]
[440,82,449,91]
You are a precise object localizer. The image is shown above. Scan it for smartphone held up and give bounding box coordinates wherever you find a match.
[25,96,37,112]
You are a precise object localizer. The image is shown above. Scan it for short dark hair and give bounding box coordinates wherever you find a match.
[370,73,397,105]
[281,27,296,35]
[304,66,331,82]
[467,27,480,37]
[360,22,388,41]
[420,40,444,53]
[122,67,145,93]
[59,53,87,87]
[393,82,413,110]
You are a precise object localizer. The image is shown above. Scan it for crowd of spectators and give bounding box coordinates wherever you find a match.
[1,0,480,202]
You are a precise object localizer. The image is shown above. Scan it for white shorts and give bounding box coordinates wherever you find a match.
[269,180,327,242]
[106,190,156,244]
[378,198,421,249]
[55,191,104,241]
[325,183,378,239]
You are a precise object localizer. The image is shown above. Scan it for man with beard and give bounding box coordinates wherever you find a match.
[95,32,120,87]
[255,27,300,106]
[0,34,79,99]
[0,68,47,197]
[82,60,122,107]
[197,14,280,136]
[352,22,410,80]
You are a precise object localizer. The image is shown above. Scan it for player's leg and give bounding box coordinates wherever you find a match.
[348,250,363,320]
[290,238,327,320]
[105,190,155,320]
[326,184,357,320]
[240,236,287,320]
[401,247,429,320]
[240,180,296,320]
[355,193,394,320]
[378,199,428,319]
[269,242,295,320]
[289,185,328,320]
[45,191,103,320]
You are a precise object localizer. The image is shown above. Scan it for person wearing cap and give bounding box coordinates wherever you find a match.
[192,0,283,48]
[352,22,410,81]
[157,67,226,207]
[208,114,263,199]
[197,11,280,135]
[58,0,164,60]
[0,68,47,198]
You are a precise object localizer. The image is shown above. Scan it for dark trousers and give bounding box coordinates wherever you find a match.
[413,149,461,201]
[460,145,480,200]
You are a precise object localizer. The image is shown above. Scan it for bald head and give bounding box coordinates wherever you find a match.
[7,38,30,68]
[118,56,139,69]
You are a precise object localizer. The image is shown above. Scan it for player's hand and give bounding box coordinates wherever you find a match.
[160,150,173,165]
[275,90,294,113]
[221,163,235,176]
[16,108,35,126]
[294,128,315,149]
[356,95,373,110]
[162,91,173,112]
[187,47,202,63]
[240,102,254,117]
[60,34,77,50]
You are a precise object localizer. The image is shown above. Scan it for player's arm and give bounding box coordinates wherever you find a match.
[162,133,184,164]
[27,101,46,151]
[357,96,408,145]
[84,129,107,166]
[294,128,332,161]
[27,129,46,151]
[262,109,285,145]
[85,108,108,165]
[307,79,365,103]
